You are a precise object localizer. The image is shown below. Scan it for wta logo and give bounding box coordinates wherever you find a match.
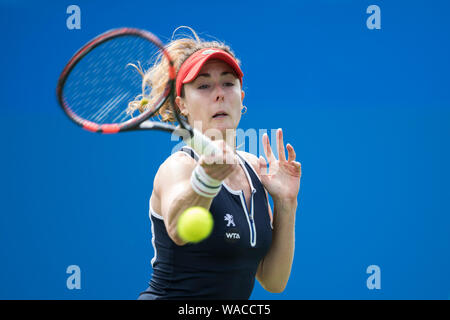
[225,232,240,240]
[224,214,240,243]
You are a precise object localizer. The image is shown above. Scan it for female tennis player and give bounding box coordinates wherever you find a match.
[135,27,302,300]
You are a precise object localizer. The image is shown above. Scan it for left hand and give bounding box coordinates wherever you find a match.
[258,128,302,202]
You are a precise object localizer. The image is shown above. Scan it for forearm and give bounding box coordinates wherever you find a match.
[158,144,235,246]
[165,180,214,245]
[258,199,297,292]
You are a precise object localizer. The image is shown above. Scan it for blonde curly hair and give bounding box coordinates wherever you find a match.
[126,26,241,123]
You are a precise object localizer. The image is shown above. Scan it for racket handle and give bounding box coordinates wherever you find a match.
[183,127,221,157]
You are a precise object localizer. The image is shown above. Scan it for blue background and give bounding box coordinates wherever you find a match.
[1,0,449,299]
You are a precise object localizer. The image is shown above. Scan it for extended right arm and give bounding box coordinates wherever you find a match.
[154,144,237,245]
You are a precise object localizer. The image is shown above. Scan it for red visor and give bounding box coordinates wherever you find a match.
[176,48,243,97]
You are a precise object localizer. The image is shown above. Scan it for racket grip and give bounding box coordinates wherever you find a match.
[183,128,221,157]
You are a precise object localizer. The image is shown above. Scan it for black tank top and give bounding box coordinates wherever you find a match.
[138,146,273,300]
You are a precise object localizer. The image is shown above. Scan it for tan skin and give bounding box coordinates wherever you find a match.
[150,59,302,293]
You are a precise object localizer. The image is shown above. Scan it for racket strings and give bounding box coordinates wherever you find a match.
[62,35,161,125]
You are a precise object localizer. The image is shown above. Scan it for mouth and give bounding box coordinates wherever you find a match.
[212,111,229,119]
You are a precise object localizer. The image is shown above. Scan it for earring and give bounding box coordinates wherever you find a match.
[241,105,247,115]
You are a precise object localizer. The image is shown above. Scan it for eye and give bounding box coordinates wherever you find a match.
[198,84,210,89]
[223,82,234,87]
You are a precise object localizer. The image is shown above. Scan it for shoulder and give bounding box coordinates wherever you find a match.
[153,150,197,196]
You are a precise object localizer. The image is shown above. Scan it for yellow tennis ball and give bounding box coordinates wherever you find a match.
[177,207,213,243]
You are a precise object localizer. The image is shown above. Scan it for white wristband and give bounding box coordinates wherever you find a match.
[190,164,223,198]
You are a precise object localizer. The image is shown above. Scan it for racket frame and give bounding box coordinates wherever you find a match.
[57,27,218,156]
[56,28,176,134]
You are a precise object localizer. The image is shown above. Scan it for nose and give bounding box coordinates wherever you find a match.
[214,83,225,102]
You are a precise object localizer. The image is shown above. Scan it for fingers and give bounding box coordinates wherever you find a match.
[258,155,268,175]
[198,138,240,181]
[263,129,287,163]
[294,161,302,176]
[199,154,237,180]
[286,143,296,162]
[277,128,286,162]
[222,141,239,165]
[203,140,238,165]
[262,133,276,165]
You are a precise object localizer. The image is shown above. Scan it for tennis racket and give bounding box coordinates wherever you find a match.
[56,27,218,156]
